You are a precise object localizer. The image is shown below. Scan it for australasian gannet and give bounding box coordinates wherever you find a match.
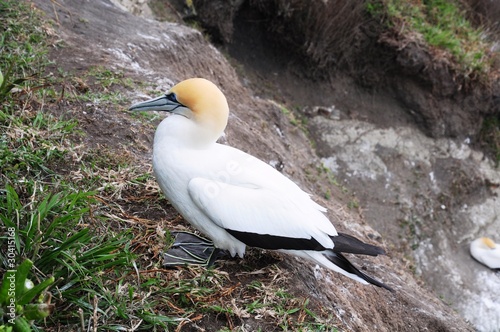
[470,237,500,270]
[130,78,393,291]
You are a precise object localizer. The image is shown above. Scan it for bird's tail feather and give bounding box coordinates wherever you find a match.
[332,232,386,256]
[295,250,393,291]
[323,251,394,292]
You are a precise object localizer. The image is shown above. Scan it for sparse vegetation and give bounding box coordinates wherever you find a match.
[370,0,496,76]
[250,0,366,71]
[347,199,360,210]
[0,0,47,103]
[399,212,424,251]
[270,100,302,128]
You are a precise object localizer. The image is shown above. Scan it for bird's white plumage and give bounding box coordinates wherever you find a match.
[470,237,500,269]
[153,119,336,256]
[129,78,390,289]
[188,171,334,243]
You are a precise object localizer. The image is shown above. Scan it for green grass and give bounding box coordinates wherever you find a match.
[88,66,133,88]
[0,0,48,102]
[74,66,133,104]
[0,0,157,329]
[368,0,496,76]
[0,105,78,179]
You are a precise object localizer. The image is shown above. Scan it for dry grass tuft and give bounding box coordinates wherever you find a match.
[250,0,366,72]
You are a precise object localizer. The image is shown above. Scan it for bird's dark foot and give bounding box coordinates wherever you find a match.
[163,231,228,267]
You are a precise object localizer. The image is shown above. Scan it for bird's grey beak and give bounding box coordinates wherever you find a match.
[129,95,177,112]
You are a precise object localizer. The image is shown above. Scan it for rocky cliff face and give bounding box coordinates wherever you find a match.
[32,0,484,330]
[309,115,500,332]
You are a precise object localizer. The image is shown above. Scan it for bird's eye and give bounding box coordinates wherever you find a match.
[166,93,178,103]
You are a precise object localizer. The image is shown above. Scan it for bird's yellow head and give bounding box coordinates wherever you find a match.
[129,78,229,143]
[169,78,229,135]
[481,237,497,249]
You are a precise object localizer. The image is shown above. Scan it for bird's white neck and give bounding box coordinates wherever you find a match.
[154,114,221,149]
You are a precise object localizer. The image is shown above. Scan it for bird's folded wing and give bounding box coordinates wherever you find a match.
[188,177,336,250]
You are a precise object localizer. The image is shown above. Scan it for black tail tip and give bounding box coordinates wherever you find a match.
[374,280,394,292]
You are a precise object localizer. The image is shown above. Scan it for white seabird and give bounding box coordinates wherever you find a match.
[470,237,500,270]
[130,78,392,291]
